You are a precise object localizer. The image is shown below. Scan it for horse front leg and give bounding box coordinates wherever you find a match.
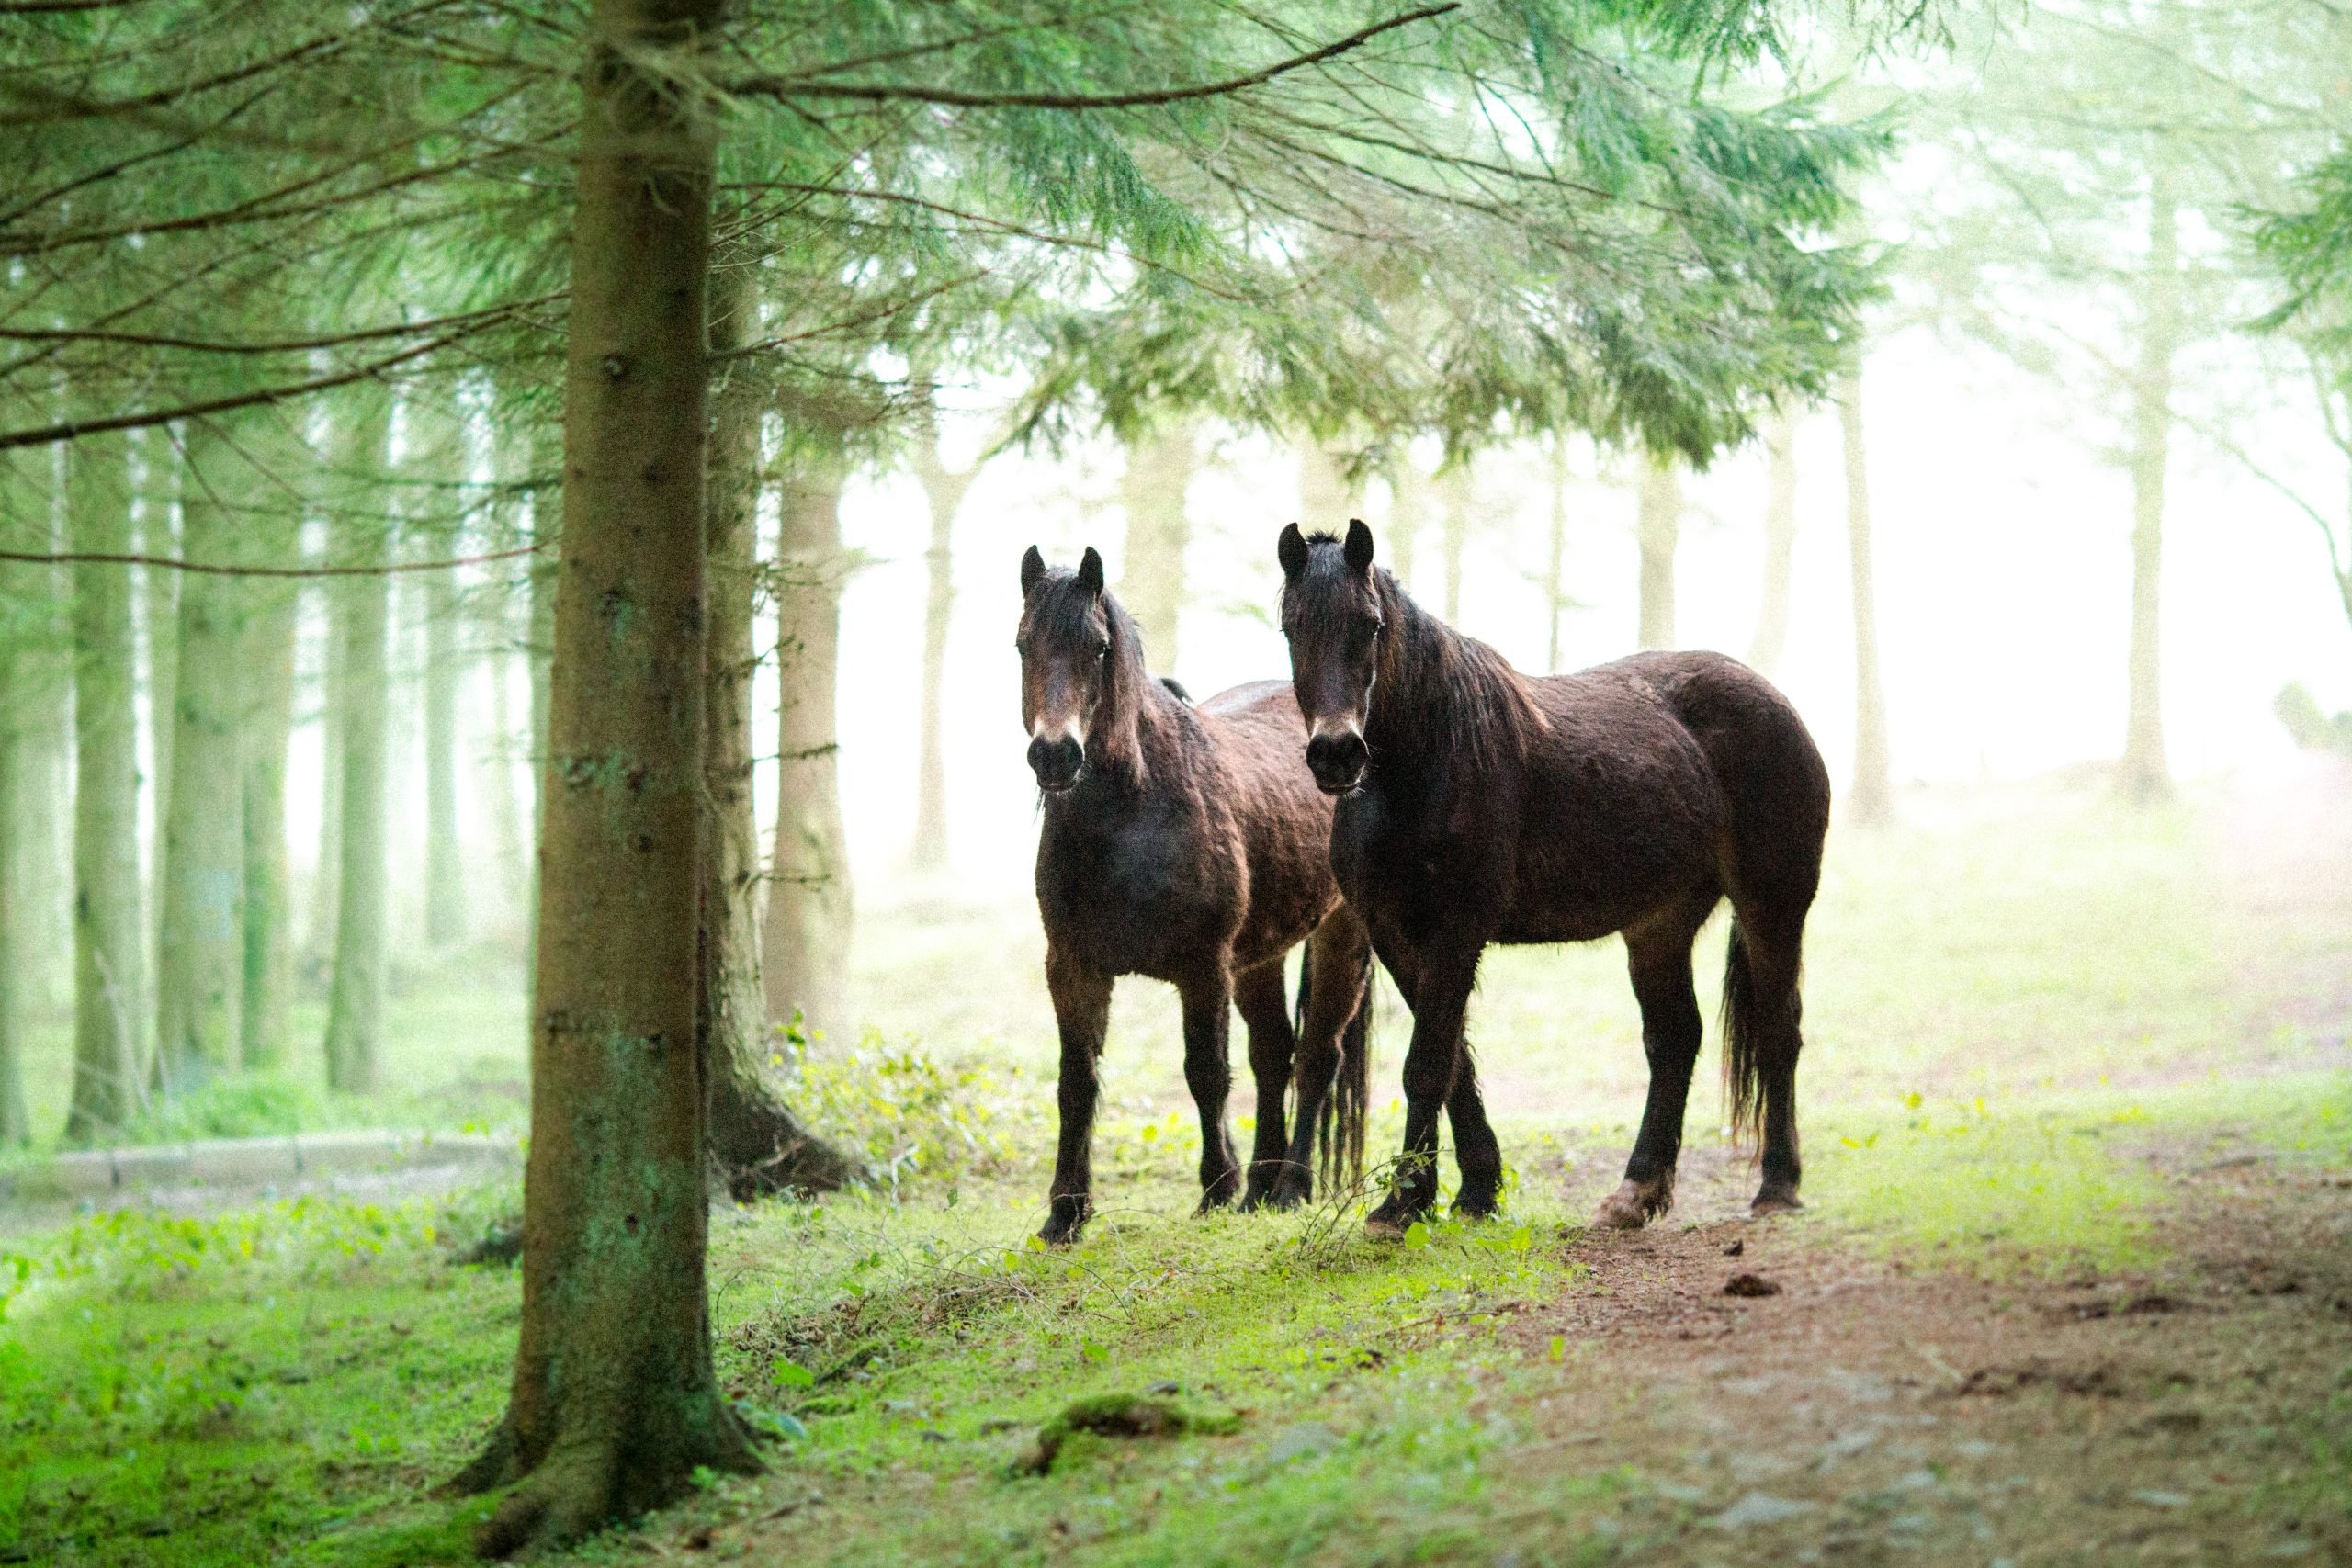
[1232,957,1295,1211]
[1177,966,1242,1212]
[1445,1049,1504,1221]
[1366,944,1476,1236]
[1040,947,1113,1245]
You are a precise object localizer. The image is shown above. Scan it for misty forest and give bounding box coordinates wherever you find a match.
[2,0,2350,1562]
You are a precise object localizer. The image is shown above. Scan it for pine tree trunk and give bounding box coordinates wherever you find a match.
[1635,458,1680,650]
[1439,463,1472,625]
[1747,404,1800,678]
[908,392,979,872]
[141,441,179,949]
[1544,437,1571,672]
[704,265,857,1198]
[2120,167,2178,804]
[307,548,345,964]
[1119,419,1198,674]
[1389,462,1432,600]
[322,391,394,1096]
[422,410,468,945]
[1840,360,1894,826]
[12,447,74,1028]
[0,450,46,1146]
[65,434,147,1140]
[154,418,251,1092]
[1297,442,1360,529]
[238,440,300,1073]
[455,0,755,1547]
[525,416,560,962]
[763,448,854,1042]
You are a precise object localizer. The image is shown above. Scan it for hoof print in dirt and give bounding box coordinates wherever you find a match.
[1724,1272,1781,1298]
[1722,1238,1745,1257]
[1012,1393,1240,1476]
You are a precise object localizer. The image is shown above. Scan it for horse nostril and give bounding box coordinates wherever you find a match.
[1028,734,1082,787]
[1306,731,1366,788]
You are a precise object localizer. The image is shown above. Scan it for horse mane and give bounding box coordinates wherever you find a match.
[1363,558,1544,783]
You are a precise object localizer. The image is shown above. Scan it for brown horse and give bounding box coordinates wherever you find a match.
[1019,546,1372,1243]
[1276,520,1831,1235]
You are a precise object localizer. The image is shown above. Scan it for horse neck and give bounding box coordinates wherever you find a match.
[1365,572,1515,781]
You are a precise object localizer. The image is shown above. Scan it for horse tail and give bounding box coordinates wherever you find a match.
[1721,921,1765,1148]
[1320,979,1371,1192]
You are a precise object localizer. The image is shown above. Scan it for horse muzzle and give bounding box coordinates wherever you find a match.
[1028,733,1083,793]
[1305,729,1368,795]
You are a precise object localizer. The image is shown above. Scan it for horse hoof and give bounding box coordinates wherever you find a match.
[1750,1187,1803,1217]
[1592,1179,1668,1231]
[1452,1195,1499,1223]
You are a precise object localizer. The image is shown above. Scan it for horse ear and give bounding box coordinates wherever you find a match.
[1020,545,1046,597]
[1077,546,1104,597]
[1343,517,1375,572]
[1277,522,1308,581]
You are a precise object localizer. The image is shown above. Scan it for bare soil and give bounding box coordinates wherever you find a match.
[1497,1140,2352,1566]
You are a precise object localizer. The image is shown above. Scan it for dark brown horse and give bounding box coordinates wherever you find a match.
[1276,520,1830,1235]
[1019,545,1372,1243]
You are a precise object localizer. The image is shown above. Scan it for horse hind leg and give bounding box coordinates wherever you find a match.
[1594,892,1716,1232]
[1272,908,1372,1209]
[1232,957,1296,1212]
[1724,917,1806,1215]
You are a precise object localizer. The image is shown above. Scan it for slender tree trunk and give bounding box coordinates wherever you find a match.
[482,599,528,924]
[1748,404,1800,678]
[1390,461,1432,599]
[1119,419,1199,674]
[1635,457,1680,650]
[1544,437,1571,672]
[322,391,394,1096]
[65,434,146,1140]
[763,446,854,1042]
[1297,441,1361,528]
[0,449,48,1146]
[908,391,981,871]
[307,539,345,964]
[455,1,755,1548]
[421,409,469,946]
[1840,360,1894,826]
[12,446,74,1028]
[142,439,180,943]
[154,418,252,1093]
[238,434,301,1073]
[2120,166,2179,803]
[704,265,857,1197]
[1439,462,1472,625]
[525,416,560,962]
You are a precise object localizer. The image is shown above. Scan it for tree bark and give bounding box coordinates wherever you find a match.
[1544,436,1571,672]
[908,387,981,871]
[322,390,394,1096]
[10,448,74,1029]
[704,264,858,1198]
[1118,419,1199,675]
[238,432,301,1073]
[763,444,854,1042]
[454,0,755,1549]
[1635,457,1680,650]
[141,437,179,968]
[306,533,345,964]
[1297,441,1361,530]
[1439,461,1473,625]
[154,417,251,1093]
[0,448,50,1146]
[1840,360,1894,826]
[2120,165,2178,804]
[421,405,469,947]
[65,433,147,1140]
[1747,404,1800,678]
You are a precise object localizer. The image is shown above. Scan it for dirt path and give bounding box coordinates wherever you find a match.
[1502,1143,2352,1565]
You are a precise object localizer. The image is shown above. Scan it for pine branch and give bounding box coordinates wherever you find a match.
[728,6,1458,112]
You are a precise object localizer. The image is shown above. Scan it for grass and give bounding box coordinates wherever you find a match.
[2,774,2349,1563]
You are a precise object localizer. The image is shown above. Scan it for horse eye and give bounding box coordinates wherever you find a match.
[1013,638,1027,657]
